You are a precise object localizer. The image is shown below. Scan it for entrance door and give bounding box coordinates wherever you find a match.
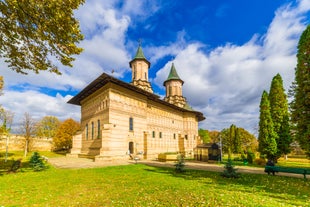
[129,142,134,154]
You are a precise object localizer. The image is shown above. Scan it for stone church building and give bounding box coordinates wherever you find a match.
[68,45,205,161]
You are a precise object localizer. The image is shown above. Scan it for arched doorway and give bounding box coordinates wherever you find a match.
[128,142,134,154]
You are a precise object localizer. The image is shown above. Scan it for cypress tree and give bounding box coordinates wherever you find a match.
[269,74,291,158]
[258,91,277,160]
[233,127,242,154]
[290,24,310,156]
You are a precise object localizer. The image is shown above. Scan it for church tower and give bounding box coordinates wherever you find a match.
[164,63,187,108]
[129,44,153,93]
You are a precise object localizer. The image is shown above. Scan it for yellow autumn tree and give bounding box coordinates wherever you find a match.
[53,118,80,151]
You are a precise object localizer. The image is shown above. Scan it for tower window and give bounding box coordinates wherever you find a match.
[152,131,155,138]
[159,132,162,138]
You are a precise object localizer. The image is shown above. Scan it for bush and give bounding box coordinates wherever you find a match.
[254,158,266,166]
[174,154,185,173]
[247,150,255,164]
[29,152,47,171]
[221,159,240,178]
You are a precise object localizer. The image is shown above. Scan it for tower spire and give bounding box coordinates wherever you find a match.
[164,63,186,108]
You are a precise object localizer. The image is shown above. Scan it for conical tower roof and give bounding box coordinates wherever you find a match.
[163,63,184,86]
[129,44,150,68]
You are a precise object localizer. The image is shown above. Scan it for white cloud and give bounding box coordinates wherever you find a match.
[154,1,309,133]
[1,90,80,133]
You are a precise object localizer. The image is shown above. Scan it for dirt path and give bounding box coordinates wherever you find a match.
[47,157,307,179]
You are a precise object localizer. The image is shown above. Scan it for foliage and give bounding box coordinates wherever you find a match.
[269,73,291,158]
[0,0,84,74]
[53,118,80,151]
[36,116,60,138]
[29,152,46,171]
[208,130,220,143]
[221,159,240,178]
[246,149,256,164]
[290,24,310,157]
[220,126,257,154]
[198,128,210,143]
[174,154,185,173]
[258,91,278,160]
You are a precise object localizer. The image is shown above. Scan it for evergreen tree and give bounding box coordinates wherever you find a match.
[290,25,310,156]
[233,127,242,154]
[258,91,277,160]
[228,124,236,158]
[269,73,291,158]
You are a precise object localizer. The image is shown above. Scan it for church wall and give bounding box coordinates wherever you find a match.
[79,84,110,155]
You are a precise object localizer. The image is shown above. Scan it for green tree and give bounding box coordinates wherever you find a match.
[258,91,277,160]
[269,73,291,159]
[0,0,84,74]
[198,128,210,143]
[290,24,310,156]
[53,118,80,151]
[36,116,60,138]
[233,127,242,154]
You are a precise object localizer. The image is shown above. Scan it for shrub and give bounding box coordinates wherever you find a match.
[174,154,185,173]
[221,159,240,178]
[29,152,47,171]
[254,158,266,166]
[247,150,256,164]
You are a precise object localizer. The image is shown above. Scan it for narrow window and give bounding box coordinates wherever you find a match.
[145,72,147,80]
[97,120,101,139]
[85,124,88,140]
[159,132,162,138]
[173,133,176,139]
[185,135,188,140]
[129,117,134,131]
[91,122,94,139]
[152,131,155,138]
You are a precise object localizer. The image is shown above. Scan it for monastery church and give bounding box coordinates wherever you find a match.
[68,44,205,161]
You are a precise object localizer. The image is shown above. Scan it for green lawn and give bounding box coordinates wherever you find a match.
[0,163,309,206]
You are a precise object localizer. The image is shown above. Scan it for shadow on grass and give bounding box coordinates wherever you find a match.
[141,163,310,205]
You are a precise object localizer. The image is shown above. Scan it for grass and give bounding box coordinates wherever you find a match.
[0,164,310,206]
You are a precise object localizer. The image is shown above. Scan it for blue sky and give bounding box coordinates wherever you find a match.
[1,0,310,134]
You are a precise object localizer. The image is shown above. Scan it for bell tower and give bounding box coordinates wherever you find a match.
[163,63,186,108]
[129,43,153,93]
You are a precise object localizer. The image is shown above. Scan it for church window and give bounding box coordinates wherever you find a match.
[97,120,101,139]
[85,124,88,140]
[185,135,188,140]
[173,133,176,139]
[145,72,147,80]
[129,117,134,131]
[169,86,172,96]
[91,122,94,139]
[152,131,155,138]
[159,132,162,138]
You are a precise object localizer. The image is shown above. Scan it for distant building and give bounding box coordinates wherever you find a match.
[68,44,205,161]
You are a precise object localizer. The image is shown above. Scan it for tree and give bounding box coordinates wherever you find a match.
[36,116,60,139]
[258,91,277,160]
[290,24,310,157]
[53,118,80,151]
[233,127,242,154]
[20,112,36,157]
[198,128,210,143]
[208,130,220,143]
[0,0,84,74]
[269,73,291,159]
